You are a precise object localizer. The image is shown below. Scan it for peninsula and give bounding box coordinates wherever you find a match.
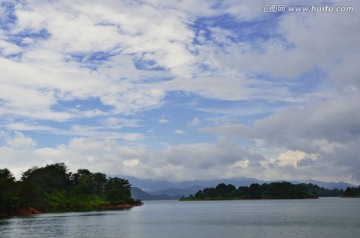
[0,163,141,217]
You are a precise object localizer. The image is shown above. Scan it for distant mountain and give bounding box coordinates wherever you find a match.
[300,180,354,190]
[125,176,262,193]
[131,187,181,200]
[125,176,356,198]
[150,185,203,197]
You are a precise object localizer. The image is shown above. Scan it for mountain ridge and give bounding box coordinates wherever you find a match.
[126,176,355,200]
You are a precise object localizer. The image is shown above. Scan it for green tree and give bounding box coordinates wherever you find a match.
[71,169,108,196]
[21,163,71,192]
[344,187,359,197]
[20,163,72,210]
[0,168,15,182]
[248,183,262,199]
[92,172,108,196]
[74,172,93,195]
[194,190,204,199]
[215,183,236,198]
[105,177,132,204]
[237,186,249,198]
[0,169,17,214]
[202,187,217,198]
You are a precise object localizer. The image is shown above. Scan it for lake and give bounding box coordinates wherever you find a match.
[1,198,359,238]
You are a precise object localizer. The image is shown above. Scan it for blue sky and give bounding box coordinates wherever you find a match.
[1,0,359,183]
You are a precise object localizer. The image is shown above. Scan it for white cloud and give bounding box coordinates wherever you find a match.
[174,129,186,135]
[103,117,141,128]
[4,122,55,132]
[270,150,318,168]
[2,0,324,127]
[159,118,170,124]
[3,0,342,126]
[0,134,358,183]
[229,160,250,169]
[69,125,144,141]
[0,40,21,56]
[188,117,201,127]
[198,90,360,183]
[123,159,140,168]
[5,132,37,149]
[1,0,197,123]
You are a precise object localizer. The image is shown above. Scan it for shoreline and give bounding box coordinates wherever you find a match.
[16,207,43,216]
[180,197,319,201]
[100,203,143,209]
[1,203,143,218]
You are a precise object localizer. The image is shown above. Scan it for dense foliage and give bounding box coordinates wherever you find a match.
[181,182,321,200]
[305,183,344,197]
[344,186,360,197]
[0,163,141,216]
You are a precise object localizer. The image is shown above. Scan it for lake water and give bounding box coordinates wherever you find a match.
[1,198,360,238]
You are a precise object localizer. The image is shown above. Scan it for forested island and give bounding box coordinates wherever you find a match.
[0,163,141,217]
[343,186,360,198]
[181,182,360,201]
[181,182,327,201]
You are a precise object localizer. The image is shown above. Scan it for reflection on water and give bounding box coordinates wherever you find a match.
[1,198,360,238]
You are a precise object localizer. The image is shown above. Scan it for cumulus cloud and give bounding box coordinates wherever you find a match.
[225,106,358,183]
[193,0,360,183]
[5,132,37,149]
[0,129,357,183]
[0,0,327,125]
[0,135,265,181]
[0,0,317,126]
[188,117,201,127]
[270,150,318,168]
[159,118,170,124]
[174,129,186,135]
[200,91,360,183]
[1,0,190,122]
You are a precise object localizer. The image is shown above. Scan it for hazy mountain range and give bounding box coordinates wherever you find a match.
[127,176,355,200]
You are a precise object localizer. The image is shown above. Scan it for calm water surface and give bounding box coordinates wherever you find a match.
[1,198,360,238]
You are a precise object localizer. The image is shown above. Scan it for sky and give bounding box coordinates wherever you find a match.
[0,0,359,184]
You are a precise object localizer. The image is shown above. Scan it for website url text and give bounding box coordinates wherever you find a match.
[262,5,355,13]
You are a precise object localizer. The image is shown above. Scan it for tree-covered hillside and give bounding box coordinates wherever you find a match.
[0,163,141,217]
[343,186,360,197]
[305,183,344,197]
